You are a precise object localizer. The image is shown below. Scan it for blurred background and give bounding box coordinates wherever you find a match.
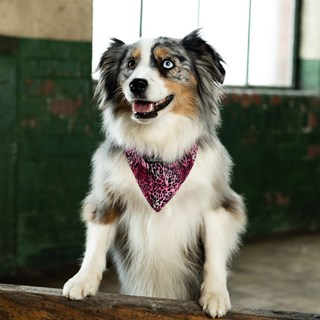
[0,0,319,314]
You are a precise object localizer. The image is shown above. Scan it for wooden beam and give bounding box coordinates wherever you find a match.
[0,284,318,320]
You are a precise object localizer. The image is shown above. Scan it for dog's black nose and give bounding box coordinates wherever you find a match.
[129,78,148,94]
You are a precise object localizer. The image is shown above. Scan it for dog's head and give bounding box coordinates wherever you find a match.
[96,30,225,126]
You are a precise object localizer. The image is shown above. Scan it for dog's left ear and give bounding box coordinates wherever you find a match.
[182,30,225,84]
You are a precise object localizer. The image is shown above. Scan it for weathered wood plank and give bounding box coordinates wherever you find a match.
[0,284,318,320]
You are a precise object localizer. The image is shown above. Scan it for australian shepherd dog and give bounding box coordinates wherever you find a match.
[63,30,246,318]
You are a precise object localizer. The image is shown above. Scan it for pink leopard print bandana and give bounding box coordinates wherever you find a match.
[126,145,198,212]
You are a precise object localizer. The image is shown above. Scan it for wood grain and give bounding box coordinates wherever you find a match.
[0,284,318,320]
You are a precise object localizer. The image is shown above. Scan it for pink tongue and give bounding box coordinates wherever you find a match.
[133,101,154,113]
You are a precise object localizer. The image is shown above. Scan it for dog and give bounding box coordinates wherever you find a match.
[63,30,247,318]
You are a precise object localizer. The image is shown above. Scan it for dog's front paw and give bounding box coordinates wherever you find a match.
[63,272,101,300]
[199,287,231,318]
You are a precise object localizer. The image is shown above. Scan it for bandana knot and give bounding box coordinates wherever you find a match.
[125,145,198,212]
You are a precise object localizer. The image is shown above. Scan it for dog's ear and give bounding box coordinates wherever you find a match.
[96,38,128,102]
[98,38,126,70]
[182,30,225,84]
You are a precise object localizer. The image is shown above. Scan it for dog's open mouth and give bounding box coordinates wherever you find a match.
[133,95,174,119]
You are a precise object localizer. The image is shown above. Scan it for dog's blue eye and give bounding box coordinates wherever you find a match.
[162,60,174,70]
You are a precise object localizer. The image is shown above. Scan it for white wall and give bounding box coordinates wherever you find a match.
[0,0,92,41]
[300,0,320,60]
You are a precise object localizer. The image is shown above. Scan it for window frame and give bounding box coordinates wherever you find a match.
[239,0,301,89]
[92,0,301,90]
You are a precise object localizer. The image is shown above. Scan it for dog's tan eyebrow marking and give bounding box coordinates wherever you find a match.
[153,47,184,61]
[153,46,171,59]
[131,47,141,60]
[152,41,187,61]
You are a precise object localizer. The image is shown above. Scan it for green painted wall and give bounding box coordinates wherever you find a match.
[0,36,100,275]
[221,92,320,236]
[0,53,17,275]
[299,59,320,91]
[299,0,320,92]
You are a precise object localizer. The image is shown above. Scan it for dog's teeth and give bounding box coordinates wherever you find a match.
[155,99,164,107]
[133,101,154,113]
[132,95,173,117]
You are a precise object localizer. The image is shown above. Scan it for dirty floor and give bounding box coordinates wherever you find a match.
[2,233,320,314]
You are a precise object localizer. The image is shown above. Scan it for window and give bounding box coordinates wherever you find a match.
[92,0,297,87]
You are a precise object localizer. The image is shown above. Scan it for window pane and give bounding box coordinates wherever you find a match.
[248,0,296,86]
[92,0,141,79]
[142,0,198,38]
[92,0,296,87]
[199,0,250,86]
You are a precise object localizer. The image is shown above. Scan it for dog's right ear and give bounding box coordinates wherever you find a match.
[96,38,128,103]
[182,30,225,84]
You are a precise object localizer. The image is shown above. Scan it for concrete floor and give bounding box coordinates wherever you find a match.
[2,232,320,314]
[228,233,320,313]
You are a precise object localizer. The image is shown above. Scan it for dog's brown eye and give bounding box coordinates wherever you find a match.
[127,59,136,69]
[162,59,175,70]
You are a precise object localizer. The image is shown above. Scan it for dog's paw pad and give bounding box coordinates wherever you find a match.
[199,290,231,318]
[63,273,100,300]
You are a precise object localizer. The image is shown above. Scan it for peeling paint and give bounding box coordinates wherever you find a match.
[307,144,320,159]
[252,94,262,106]
[271,95,282,105]
[36,80,55,96]
[50,99,82,117]
[264,192,290,206]
[275,192,290,206]
[308,111,318,128]
[241,94,251,108]
[242,132,258,145]
[20,118,37,128]
[25,79,34,86]
[311,97,320,107]
[231,93,241,103]
[264,192,272,205]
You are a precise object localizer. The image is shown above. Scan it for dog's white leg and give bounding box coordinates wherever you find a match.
[63,221,116,300]
[199,205,245,318]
